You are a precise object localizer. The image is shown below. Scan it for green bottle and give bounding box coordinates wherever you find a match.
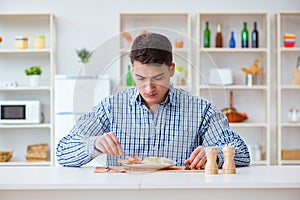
[241,22,249,48]
[204,21,210,48]
[126,64,133,86]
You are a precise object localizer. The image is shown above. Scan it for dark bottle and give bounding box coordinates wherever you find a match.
[229,31,236,48]
[215,22,223,48]
[126,64,133,86]
[204,21,210,48]
[251,21,259,48]
[241,22,249,48]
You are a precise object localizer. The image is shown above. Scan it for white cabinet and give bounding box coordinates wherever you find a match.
[118,13,192,92]
[54,75,110,166]
[276,12,300,165]
[0,13,55,166]
[196,12,271,165]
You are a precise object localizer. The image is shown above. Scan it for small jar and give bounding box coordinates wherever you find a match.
[34,36,45,49]
[175,38,184,48]
[15,36,28,49]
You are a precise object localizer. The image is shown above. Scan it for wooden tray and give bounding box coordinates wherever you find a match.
[94,166,204,173]
[26,143,48,161]
[282,149,300,160]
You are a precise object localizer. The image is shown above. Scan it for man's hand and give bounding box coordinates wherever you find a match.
[94,132,124,156]
[184,146,207,169]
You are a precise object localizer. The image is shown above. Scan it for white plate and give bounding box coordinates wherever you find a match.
[123,163,175,171]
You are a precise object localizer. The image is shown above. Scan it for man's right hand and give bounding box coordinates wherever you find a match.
[94,132,124,156]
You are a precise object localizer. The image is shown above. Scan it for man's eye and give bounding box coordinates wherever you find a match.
[154,76,163,81]
[136,77,145,81]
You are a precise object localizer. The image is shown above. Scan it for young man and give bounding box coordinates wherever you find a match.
[56,32,250,168]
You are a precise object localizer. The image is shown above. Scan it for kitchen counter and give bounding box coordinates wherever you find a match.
[0,166,300,200]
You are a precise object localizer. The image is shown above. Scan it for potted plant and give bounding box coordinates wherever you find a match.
[76,48,93,76]
[25,66,42,87]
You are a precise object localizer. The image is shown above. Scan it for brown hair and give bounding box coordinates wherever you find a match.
[129,32,173,66]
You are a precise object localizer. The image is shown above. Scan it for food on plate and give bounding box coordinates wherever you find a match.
[143,157,174,165]
[117,155,174,165]
[117,155,142,165]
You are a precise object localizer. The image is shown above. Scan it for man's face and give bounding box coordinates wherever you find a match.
[132,61,175,107]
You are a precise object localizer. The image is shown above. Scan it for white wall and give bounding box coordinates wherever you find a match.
[1,0,299,75]
[1,0,300,164]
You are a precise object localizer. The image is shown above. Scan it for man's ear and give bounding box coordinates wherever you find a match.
[170,63,175,77]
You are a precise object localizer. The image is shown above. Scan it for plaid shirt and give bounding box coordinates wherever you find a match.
[56,86,250,167]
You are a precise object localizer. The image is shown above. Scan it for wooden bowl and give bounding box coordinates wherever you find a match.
[226,112,248,123]
[0,151,13,162]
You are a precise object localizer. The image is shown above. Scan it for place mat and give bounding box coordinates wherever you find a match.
[94,166,205,173]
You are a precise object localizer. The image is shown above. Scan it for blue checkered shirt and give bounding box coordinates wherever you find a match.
[56,86,250,167]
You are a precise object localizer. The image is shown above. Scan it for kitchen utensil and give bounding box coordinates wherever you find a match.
[221,91,248,122]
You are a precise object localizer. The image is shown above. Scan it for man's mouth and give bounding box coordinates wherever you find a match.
[145,93,156,98]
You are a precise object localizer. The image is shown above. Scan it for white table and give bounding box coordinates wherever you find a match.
[0,166,300,200]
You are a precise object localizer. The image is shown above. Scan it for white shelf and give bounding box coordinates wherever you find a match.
[229,122,268,128]
[280,122,300,127]
[0,86,51,91]
[199,85,268,90]
[0,49,51,54]
[279,85,300,90]
[280,47,300,52]
[196,12,271,166]
[0,161,51,166]
[280,160,300,165]
[0,124,52,129]
[276,12,300,166]
[251,160,268,165]
[199,48,268,53]
[0,13,56,166]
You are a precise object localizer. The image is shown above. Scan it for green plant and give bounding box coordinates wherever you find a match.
[76,48,93,63]
[25,66,42,76]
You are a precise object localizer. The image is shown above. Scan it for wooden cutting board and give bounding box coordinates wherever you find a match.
[94,166,204,173]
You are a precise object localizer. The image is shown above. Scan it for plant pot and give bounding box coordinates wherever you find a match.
[79,63,87,76]
[29,75,40,87]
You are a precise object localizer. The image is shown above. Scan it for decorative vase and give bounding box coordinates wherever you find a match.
[79,63,87,76]
[29,75,40,87]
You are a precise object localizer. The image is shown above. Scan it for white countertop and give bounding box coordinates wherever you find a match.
[1,166,300,190]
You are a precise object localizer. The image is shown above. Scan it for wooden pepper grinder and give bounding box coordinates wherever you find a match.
[222,146,236,174]
[205,146,218,174]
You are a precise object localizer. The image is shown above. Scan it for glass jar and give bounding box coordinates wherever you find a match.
[175,38,184,48]
[34,36,45,49]
[15,36,28,49]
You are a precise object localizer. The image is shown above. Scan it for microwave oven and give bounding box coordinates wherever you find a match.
[0,100,42,124]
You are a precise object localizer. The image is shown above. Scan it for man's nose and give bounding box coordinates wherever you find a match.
[144,81,154,92]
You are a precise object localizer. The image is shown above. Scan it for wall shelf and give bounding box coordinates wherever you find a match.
[0,13,56,166]
[276,12,300,166]
[196,12,271,165]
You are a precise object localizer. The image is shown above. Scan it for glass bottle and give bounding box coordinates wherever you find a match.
[229,31,236,48]
[251,21,259,48]
[215,22,223,48]
[241,22,249,48]
[126,64,133,86]
[204,21,210,48]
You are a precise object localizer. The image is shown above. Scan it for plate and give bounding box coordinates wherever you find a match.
[122,163,175,171]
